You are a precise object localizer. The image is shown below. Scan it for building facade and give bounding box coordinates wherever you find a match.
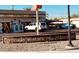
[0,10,46,33]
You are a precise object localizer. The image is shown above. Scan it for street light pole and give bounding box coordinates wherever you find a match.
[67,5,74,46]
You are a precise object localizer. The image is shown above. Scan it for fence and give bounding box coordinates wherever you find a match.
[2,32,76,44]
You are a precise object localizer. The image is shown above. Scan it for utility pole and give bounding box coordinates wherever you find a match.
[67,5,74,46]
[12,5,14,10]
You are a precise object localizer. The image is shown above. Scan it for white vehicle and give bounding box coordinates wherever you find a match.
[25,22,47,31]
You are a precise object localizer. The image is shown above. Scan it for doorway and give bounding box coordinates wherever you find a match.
[2,22,11,33]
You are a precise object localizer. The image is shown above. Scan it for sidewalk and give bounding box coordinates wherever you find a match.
[0,40,79,51]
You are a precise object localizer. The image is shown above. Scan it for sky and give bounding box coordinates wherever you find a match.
[0,5,79,18]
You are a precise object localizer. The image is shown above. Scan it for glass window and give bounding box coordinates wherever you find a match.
[15,25,18,31]
[20,25,22,30]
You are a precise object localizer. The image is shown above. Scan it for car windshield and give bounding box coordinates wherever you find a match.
[29,23,36,26]
[28,22,46,26]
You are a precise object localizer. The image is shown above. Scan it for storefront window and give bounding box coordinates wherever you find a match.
[15,25,18,31]
[20,25,22,30]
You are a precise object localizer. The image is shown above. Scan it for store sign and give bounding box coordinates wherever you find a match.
[31,5,42,11]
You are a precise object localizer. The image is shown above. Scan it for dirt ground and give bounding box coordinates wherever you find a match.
[0,32,78,52]
[0,39,79,51]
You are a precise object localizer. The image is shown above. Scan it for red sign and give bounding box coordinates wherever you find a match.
[31,5,42,11]
[36,5,42,9]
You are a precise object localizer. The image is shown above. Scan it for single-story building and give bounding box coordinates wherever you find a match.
[0,10,46,33]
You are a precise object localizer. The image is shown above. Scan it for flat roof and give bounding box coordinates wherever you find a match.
[0,10,46,15]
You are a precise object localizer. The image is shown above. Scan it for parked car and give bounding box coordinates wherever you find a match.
[25,22,48,31]
[56,23,76,29]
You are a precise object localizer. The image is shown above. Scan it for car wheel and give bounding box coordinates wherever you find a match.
[25,28,28,32]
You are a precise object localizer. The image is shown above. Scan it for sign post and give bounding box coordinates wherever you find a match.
[31,5,42,35]
[36,9,39,35]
